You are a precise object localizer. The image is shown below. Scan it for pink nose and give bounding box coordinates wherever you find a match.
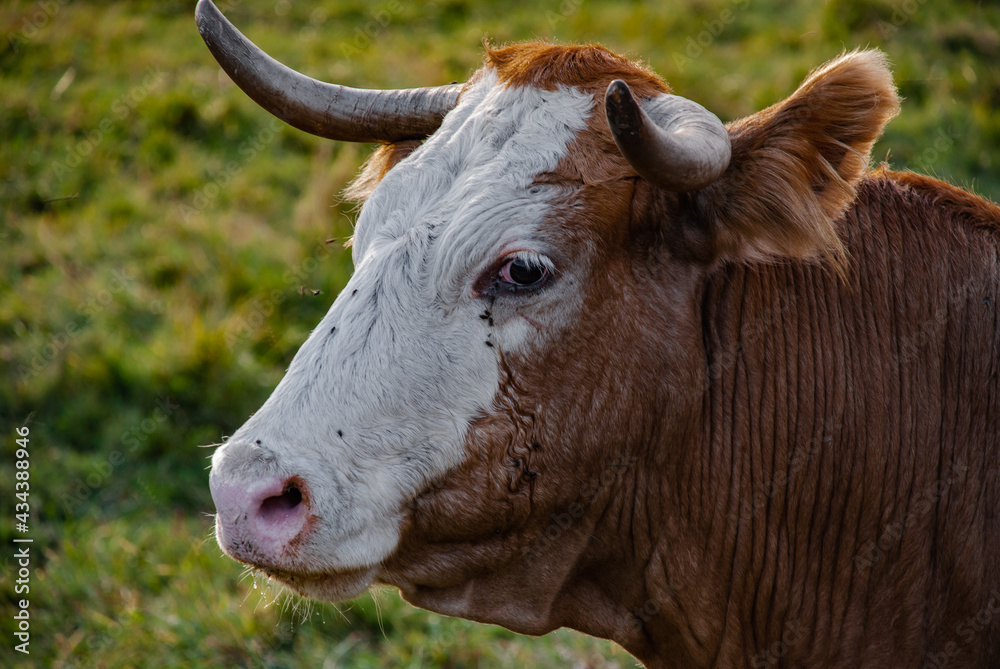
[210,472,310,565]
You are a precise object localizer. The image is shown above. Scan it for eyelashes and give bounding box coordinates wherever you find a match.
[498,251,552,289]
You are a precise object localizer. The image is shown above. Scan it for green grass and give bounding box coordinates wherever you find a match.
[2,0,998,666]
[26,515,632,668]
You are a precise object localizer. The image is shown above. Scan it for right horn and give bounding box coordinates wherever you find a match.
[605,80,731,192]
[195,0,463,143]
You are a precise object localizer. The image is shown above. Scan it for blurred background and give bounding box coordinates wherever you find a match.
[2,0,998,666]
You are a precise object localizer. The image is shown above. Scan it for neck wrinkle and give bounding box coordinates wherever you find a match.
[672,260,840,667]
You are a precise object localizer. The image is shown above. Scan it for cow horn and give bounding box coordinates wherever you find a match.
[605,80,731,192]
[195,0,462,143]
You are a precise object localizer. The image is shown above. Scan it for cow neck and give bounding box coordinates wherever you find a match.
[657,172,1000,667]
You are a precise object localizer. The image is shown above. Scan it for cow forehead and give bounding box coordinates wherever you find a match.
[351,68,596,267]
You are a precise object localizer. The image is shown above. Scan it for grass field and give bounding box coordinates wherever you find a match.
[2,0,999,666]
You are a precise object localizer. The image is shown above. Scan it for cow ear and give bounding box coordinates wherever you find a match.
[690,50,900,272]
[343,140,423,205]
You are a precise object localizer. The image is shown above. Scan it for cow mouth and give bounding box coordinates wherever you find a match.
[260,564,380,602]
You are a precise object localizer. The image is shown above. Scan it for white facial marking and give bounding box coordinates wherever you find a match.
[212,69,593,580]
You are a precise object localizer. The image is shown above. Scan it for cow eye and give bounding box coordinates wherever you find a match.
[498,253,550,289]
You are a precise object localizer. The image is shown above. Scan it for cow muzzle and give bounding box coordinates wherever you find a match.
[209,440,392,601]
[210,464,312,569]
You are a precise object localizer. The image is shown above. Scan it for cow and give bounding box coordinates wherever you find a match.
[196,1,1000,666]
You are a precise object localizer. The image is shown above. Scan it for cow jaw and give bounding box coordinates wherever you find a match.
[209,69,595,596]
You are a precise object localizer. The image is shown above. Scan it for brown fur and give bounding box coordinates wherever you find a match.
[344,42,1000,667]
[485,41,668,97]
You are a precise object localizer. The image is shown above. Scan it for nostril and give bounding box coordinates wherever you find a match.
[211,470,313,559]
[258,483,303,524]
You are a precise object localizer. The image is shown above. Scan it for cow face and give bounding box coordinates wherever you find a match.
[210,58,657,613]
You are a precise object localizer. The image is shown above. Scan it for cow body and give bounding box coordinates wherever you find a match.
[197,2,1000,665]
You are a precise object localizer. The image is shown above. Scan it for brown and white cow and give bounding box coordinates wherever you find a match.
[197,1,1000,666]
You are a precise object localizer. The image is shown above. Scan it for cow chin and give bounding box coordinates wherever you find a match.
[264,565,379,602]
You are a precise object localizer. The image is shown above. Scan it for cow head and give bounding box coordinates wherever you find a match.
[199,0,898,652]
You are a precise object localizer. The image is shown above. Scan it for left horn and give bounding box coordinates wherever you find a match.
[605,80,731,192]
[195,0,462,143]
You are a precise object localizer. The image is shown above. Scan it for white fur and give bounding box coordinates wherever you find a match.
[212,69,594,580]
